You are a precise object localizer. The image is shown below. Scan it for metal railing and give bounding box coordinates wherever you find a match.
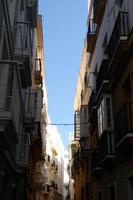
[87,19,97,37]
[99,133,115,162]
[34,58,42,84]
[96,60,109,94]
[91,147,101,171]
[107,12,129,61]
[14,21,32,59]
[93,0,100,20]
[74,110,80,141]
[16,133,29,166]
[27,0,37,6]
[88,90,97,116]
[115,102,133,145]
[24,92,35,119]
[0,61,24,115]
[72,148,81,170]
[35,161,45,187]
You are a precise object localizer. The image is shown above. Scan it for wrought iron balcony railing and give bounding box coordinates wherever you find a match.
[14,21,32,59]
[107,12,129,63]
[13,22,32,87]
[96,59,109,96]
[24,92,35,129]
[16,133,29,167]
[27,1,38,28]
[34,58,42,85]
[0,61,23,112]
[79,137,90,157]
[72,148,81,170]
[115,102,133,150]
[91,147,102,176]
[45,154,51,163]
[50,181,57,189]
[86,19,97,53]
[88,90,97,121]
[2,0,14,55]
[35,161,45,188]
[93,0,106,24]
[74,110,80,141]
[27,0,38,6]
[0,61,24,148]
[40,184,50,193]
[32,122,41,140]
[99,133,115,167]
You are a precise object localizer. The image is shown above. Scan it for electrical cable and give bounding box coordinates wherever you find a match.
[45,122,89,126]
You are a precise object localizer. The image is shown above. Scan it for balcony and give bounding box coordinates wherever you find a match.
[27,0,37,6]
[13,22,32,87]
[24,92,35,131]
[67,164,70,175]
[107,12,129,77]
[15,133,29,168]
[45,154,51,166]
[27,0,38,28]
[51,160,58,173]
[79,137,90,159]
[32,122,41,144]
[3,0,14,55]
[50,181,57,190]
[34,59,42,85]
[93,0,106,24]
[115,103,133,153]
[91,147,102,177]
[30,123,42,161]
[74,110,80,141]
[51,160,56,168]
[40,184,50,195]
[34,89,43,122]
[71,149,81,177]
[0,61,23,149]
[96,60,109,99]
[99,133,115,168]
[86,19,97,53]
[35,161,45,188]
[88,90,97,123]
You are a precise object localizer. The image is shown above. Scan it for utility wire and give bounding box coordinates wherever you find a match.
[45,122,89,126]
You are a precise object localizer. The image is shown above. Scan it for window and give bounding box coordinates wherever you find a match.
[109,184,116,200]
[0,0,4,40]
[88,72,96,89]
[81,106,88,123]
[20,134,28,162]
[2,36,9,59]
[86,181,89,197]
[84,108,87,122]
[20,0,24,11]
[102,33,108,54]
[97,191,103,200]
[97,95,113,137]
[84,72,88,86]
[128,176,133,200]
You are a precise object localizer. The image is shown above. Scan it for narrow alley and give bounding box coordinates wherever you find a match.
[0,0,133,200]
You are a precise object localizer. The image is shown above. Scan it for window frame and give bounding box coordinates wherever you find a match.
[97,94,113,137]
[108,183,117,200]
